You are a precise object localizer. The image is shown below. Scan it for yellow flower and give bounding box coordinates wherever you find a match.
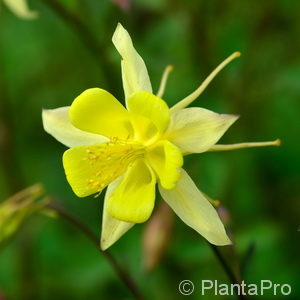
[42,23,279,250]
[2,0,38,19]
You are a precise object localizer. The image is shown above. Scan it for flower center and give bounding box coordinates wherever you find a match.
[83,137,145,194]
[129,113,161,147]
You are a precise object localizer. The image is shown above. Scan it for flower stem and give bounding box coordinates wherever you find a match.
[42,0,115,90]
[0,72,25,194]
[46,202,145,300]
[0,69,37,300]
[208,243,248,300]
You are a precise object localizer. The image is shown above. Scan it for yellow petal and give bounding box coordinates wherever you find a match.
[63,142,143,197]
[127,91,170,136]
[130,113,158,144]
[42,107,109,148]
[165,107,239,153]
[101,178,134,250]
[3,0,38,19]
[146,140,183,190]
[69,88,133,139]
[112,23,152,100]
[159,169,231,246]
[107,160,156,223]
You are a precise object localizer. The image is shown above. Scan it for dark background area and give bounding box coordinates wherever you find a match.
[0,0,299,299]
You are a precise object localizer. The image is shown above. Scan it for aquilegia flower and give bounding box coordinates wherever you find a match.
[43,24,279,250]
[2,0,38,19]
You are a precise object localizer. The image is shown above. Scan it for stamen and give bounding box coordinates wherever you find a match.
[208,139,281,152]
[170,52,241,112]
[83,139,144,194]
[156,65,174,98]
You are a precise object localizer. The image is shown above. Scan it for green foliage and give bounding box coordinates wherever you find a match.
[0,0,299,299]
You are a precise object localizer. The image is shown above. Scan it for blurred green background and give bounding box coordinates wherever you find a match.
[0,0,299,299]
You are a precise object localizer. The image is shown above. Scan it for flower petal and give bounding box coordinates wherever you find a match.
[127,91,170,136]
[165,107,239,153]
[69,88,133,139]
[146,140,183,190]
[159,169,231,246]
[63,142,142,197]
[3,0,38,19]
[42,107,109,148]
[130,113,158,143]
[101,178,134,250]
[112,23,152,100]
[107,160,156,223]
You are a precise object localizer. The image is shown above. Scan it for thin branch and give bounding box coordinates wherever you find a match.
[42,0,115,89]
[42,0,102,57]
[208,243,248,300]
[0,73,25,194]
[0,62,34,300]
[46,202,144,300]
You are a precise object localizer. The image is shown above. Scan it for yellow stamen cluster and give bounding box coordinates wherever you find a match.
[83,138,145,194]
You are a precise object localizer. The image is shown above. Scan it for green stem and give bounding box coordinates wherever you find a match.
[46,202,144,300]
[208,243,248,300]
[42,0,115,90]
[0,73,24,194]
[0,61,36,300]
